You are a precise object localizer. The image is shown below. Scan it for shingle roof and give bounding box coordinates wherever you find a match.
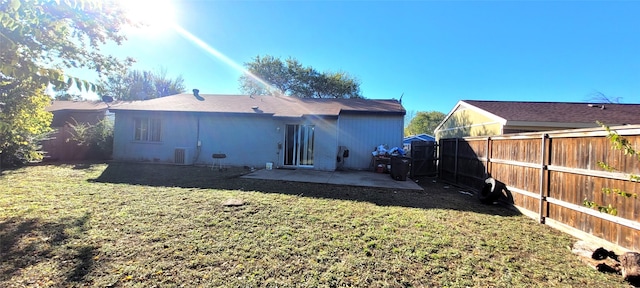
[463,100,640,125]
[108,94,405,117]
[46,101,109,112]
[46,100,128,112]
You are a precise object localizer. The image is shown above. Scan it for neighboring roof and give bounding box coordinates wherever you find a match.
[403,134,435,144]
[463,100,640,125]
[46,100,126,112]
[108,94,405,117]
[436,100,640,132]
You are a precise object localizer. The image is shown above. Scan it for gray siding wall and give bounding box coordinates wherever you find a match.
[197,114,281,167]
[337,114,404,170]
[113,111,340,170]
[113,111,199,163]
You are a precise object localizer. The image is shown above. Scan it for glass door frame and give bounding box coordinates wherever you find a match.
[283,124,315,168]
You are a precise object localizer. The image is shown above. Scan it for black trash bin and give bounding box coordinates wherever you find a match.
[390,156,410,181]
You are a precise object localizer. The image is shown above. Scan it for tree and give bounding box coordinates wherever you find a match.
[100,68,186,100]
[0,81,53,164]
[0,0,132,165]
[126,70,155,100]
[52,87,83,101]
[405,111,446,136]
[587,91,622,104]
[66,117,114,160]
[582,122,639,216]
[239,55,363,99]
[0,0,132,89]
[153,68,186,98]
[53,92,83,101]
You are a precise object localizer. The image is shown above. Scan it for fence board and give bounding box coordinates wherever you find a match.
[439,125,640,251]
[410,141,438,177]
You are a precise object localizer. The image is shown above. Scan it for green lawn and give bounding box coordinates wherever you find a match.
[0,163,627,287]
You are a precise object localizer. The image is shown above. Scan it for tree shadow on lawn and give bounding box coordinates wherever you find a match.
[0,161,106,177]
[90,163,521,217]
[0,213,97,284]
[0,164,25,176]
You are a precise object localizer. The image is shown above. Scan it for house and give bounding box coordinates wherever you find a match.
[434,100,640,139]
[47,101,112,127]
[108,92,406,171]
[42,101,115,161]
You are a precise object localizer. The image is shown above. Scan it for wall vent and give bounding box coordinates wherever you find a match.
[174,148,188,165]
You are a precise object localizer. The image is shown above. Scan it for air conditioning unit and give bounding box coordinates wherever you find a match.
[174,147,192,165]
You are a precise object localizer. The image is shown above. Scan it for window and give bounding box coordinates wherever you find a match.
[134,118,161,142]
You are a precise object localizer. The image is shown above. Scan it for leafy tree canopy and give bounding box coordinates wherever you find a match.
[100,68,186,100]
[405,111,446,136]
[239,55,363,99]
[52,88,83,101]
[0,0,132,165]
[1,0,133,90]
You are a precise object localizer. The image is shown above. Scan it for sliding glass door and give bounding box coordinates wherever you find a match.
[284,124,315,167]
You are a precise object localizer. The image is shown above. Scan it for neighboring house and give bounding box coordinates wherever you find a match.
[47,101,112,127]
[108,92,406,171]
[434,100,640,139]
[42,101,114,161]
[403,134,435,151]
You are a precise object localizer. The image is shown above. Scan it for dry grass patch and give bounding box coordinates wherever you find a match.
[0,163,628,287]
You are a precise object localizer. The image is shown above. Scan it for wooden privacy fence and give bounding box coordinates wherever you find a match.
[40,126,109,161]
[439,125,640,251]
[40,126,88,162]
[409,141,438,178]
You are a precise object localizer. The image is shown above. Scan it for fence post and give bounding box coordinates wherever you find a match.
[539,133,549,224]
[486,137,492,178]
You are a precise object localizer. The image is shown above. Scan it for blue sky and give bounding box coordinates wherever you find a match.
[93,0,640,115]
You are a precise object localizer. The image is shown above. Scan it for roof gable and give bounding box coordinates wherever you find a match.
[434,100,507,133]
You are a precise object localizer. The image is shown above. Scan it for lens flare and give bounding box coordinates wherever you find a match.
[119,0,176,35]
[171,24,282,95]
[169,23,338,130]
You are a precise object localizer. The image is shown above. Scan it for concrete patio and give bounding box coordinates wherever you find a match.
[241,168,424,191]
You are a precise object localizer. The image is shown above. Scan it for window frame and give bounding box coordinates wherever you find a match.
[133,117,162,142]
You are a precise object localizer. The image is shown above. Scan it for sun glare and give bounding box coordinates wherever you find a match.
[115,0,289,102]
[119,0,177,35]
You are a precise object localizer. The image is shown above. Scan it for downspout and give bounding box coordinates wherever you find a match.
[193,114,201,165]
[336,116,340,170]
[276,124,282,169]
[192,89,202,165]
